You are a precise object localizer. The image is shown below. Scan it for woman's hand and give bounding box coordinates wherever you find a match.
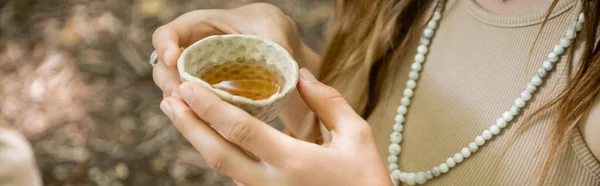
[159,69,391,186]
[152,3,321,139]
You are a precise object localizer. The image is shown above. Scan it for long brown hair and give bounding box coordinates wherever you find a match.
[318,0,600,185]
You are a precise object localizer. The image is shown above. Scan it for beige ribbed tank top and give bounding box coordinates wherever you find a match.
[366,0,600,185]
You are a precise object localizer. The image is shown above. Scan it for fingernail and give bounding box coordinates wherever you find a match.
[180,84,193,103]
[162,50,173,64]
[160,99,173,118]
[300,68,316,82]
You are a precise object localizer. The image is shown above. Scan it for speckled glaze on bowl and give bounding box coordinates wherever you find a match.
[177,34,299,123]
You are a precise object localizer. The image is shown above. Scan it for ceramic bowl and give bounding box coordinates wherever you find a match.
[177,34,298,123]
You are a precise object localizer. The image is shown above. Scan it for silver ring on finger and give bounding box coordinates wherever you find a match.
[149,50,159,66]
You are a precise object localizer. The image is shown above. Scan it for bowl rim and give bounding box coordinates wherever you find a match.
[177,34,299,106]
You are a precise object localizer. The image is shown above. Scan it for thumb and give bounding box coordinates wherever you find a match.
[296,68,364,134]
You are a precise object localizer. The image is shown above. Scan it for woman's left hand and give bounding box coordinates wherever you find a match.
[159,69,392,186]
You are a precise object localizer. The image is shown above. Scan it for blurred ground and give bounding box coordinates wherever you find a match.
[0,0,331,185]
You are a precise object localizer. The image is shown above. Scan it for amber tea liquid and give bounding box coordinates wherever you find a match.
[198,59,284,100]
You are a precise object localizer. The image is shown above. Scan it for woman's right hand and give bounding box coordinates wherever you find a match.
[152,3,321,141]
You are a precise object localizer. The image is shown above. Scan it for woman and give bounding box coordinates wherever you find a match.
[151,0,600,185]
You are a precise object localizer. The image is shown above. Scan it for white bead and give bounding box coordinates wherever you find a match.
[503,111,514,122]
[575,22,583,32]
[417,45,428,54]
[415,54,425,63]
[389,144,401,155]
[420,38,431,46]
[405,173,416,185]
[538,68,548,78]
[566,28,576,39]
[509,106,520,116]
[490,125,500,135]
[412,63,422,71]
[468,142,479,152]
[409,71,419,80]
[496,118,507,128]
[553,45,564,55]
[395,115,405,123]
[531,76,543,86]
[514,98,526,108]
[432,11,442,21]
[425,171,433,180]
[392,169,402,180]
[548,52,558,61]
[389,163,398,172]
[415,172,427,184]
[453,153,464,163]
[578,13,585,23]
[527,83,537,93]
[400,172,407,182]
[404,88,414,98]
[482,130,492,140]
[424,28,434,38]
[543,61,554,71]
[407,80,417,89]
[427,20,438,29]
[446,158,456,168]
[475,136,485,146]
[431,167,441,176]
[388,155,398,163]
[401,97,411,106]
[560,37,571,47]
[394,123,404,132]
[391,175,398,186]
[439,163,449,173]
[461,147,471,158]
[397,106,408,115]
[390,132,402,143]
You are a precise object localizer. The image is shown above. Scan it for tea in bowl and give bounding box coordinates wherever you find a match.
[177,34,299,123]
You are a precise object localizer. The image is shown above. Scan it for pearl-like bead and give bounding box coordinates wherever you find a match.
[407,80,417,89]
[496,118,507,128]
[394,123,404,132]
[431,167,441,176]
[412,63,422,71]
[389,163,398,172]
[509,106,520,116]
[446,158,456,167]
[575,22,583,32]
[392,169,402,179]
[424,28,434,38]
[527,83,537,93]
[490,125,501,135]
[404,88,414,98]
[395,115,405,123]
[453,153,464,163]
[503,111,514,122]
[420,37,431,46]
[514,98,526,108]
[538,68,548,78]
[401,97,411,106]
[468,142,479,152]
[559,37,571,47]
[579,13,585,23]
[543,61,554,71]
[400,172,407,182]
[553,45,564,55]
[425,171,433,180]
[390,132,402,143]
[415,54,425,63]
[427,21,438,29]
[482,130,492,140]
[439,163,449,173]
[415,172,427,184]
[432,11,442,21]
[548,52,558,62]
[566,28,576,39]
[397,106,408,114]
[389,144,401,155]
[409,71,419,80]
[405,173,416,185]
[417,45,428,54]
[461,147,471,158]
[531,76,543,86]
[388,155,398,163]
[475,136,485,146]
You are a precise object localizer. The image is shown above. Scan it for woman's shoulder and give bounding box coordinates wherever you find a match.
[577,91,600,163]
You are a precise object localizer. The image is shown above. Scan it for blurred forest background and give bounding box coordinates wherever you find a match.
[0,0,330,185]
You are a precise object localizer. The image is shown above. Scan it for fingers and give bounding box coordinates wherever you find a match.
[296,68,367,135]
[160,97,265,184]
[152,61,182,96]
[178,82,293,163]
[152,25,182,67]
